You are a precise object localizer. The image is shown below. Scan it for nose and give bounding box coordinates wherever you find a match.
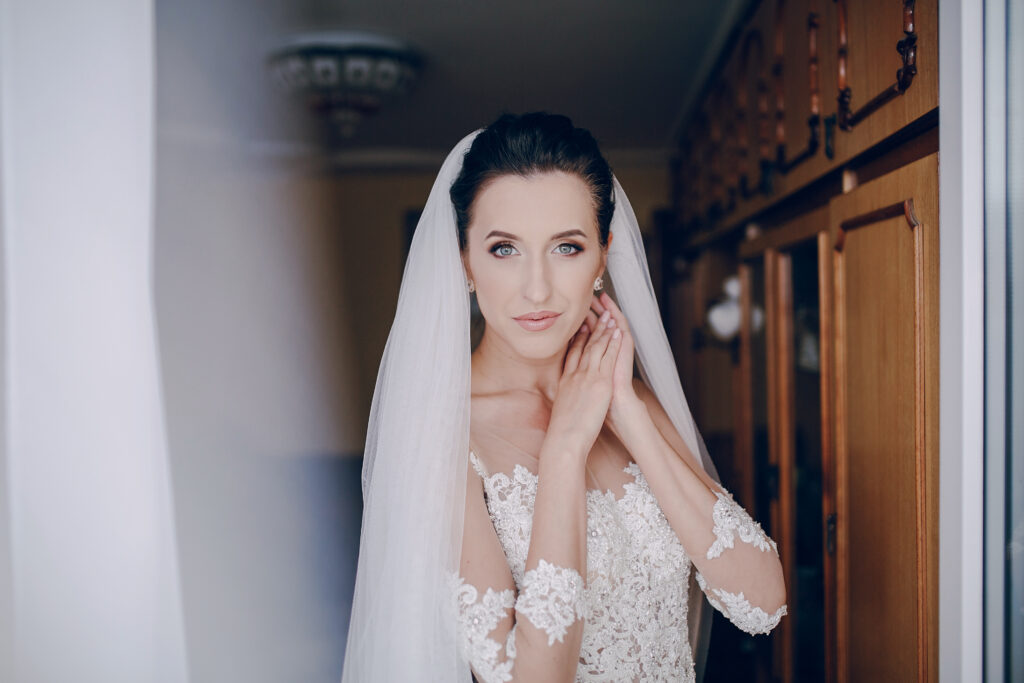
[521,254,552,304]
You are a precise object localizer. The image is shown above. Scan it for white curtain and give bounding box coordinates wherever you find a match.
[0,0,190,680]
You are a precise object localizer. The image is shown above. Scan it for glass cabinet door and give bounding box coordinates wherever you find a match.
[780,238,826,683]
[736,236,828,683]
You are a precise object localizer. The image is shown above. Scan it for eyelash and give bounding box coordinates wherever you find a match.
[489,242,583,258]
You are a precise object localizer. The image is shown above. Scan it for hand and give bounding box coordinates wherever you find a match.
[587,293,644,431]
[544,305,624,461]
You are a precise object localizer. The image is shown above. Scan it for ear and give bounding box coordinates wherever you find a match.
[461,251,473,281]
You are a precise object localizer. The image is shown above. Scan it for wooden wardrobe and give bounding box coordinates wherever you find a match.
[665,2,938,681]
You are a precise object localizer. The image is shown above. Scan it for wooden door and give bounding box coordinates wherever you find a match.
[828,152,938,683]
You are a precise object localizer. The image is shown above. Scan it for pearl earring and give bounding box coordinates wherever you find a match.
[593,276,604,292]
[466,280,475,293]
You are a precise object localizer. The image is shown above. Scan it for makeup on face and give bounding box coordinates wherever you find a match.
[513,311,562,332]
[466,172,605,356]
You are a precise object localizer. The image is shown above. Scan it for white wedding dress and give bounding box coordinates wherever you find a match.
[449,445,786,683]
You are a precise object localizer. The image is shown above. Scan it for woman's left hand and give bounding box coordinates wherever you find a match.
[586,292,644,425]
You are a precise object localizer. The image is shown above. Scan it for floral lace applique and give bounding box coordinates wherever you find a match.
[705,489,778,560]
[694,570,787,636]
[448,571,517,683]
[474,457,697,681]
[515,559,587,646]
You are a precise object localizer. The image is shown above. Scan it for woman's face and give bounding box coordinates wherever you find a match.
[462,170,609,360]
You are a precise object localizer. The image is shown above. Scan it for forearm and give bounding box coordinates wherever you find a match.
[612,400,787,624]
[611,400,721,558]
[511,443,588,682]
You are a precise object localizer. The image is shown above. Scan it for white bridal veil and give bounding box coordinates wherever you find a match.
[341,128,720,682]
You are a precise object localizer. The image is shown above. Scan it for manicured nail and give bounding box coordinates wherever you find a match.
[581,323,588,333]
[608,318,616,328]
[613,328,621,339]
[600,310,610,322]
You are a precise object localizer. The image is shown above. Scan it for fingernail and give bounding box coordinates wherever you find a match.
[608,318,616,328]
[581,323,588,333]
[600,310,610,322]
[613,328,621,338]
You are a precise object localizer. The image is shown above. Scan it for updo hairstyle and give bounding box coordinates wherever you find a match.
[449,112,615,251]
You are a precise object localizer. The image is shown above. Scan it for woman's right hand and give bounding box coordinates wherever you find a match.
[545,309,623,461]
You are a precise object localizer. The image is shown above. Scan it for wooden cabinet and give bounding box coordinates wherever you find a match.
[828,153,939,682]
[670,4,940,681]
[674,0,937,243]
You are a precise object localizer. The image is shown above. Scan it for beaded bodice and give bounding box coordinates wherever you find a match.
[472,452,696,682]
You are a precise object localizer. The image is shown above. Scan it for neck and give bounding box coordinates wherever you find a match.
[471,327,565,402]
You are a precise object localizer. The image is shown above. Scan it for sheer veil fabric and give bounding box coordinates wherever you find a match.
[341,129,720,682]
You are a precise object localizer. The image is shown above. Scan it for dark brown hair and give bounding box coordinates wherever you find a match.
[449,112,615,251]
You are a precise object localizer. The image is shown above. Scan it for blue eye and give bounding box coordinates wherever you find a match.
[554,243,582,255]
[490,242,518,257]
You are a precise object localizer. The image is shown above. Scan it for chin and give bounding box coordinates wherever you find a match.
[503,326,574,361]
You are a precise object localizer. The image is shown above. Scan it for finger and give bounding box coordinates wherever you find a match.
[585,311,616,365]
[564,323,589,372]
[600,292,632,336]
[581,310,612,368]
[591,294,607,317]
[601,327,623,372]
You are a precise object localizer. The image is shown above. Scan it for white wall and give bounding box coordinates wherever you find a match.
[155,2,368,680]
[1,0,188,680]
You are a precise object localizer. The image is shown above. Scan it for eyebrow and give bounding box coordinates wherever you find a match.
[484,229,588,241]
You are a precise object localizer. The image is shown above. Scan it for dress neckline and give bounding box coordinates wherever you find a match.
[469,449,643,505]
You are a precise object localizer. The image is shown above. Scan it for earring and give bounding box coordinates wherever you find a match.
[593,276,604,292]
[466,280,475,293]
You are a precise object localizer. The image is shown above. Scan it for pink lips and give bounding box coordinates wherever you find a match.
[513,311,561,332]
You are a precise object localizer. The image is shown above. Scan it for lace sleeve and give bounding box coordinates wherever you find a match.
[693,486,787,636]
[450,454,588,682]
[514,559,587,646]
[449,573,518,683]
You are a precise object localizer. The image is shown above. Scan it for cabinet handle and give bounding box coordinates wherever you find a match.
[775,12,822,174]
[835,0,918,131]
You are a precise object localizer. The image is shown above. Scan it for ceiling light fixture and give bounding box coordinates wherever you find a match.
[267,31,420,138]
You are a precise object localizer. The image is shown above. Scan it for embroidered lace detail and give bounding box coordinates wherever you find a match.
[515,559,587,646]
[694,570,787,636]
[448,572,517,683]
[706,489,778,559]
[476,460,697,681]
[469,450,489,479]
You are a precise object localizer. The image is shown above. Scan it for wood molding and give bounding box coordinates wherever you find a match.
[737,263,757,511]
[775,251,797,683]
[834,198,918,251]
[818,230,838,683]
[832,226,849,683]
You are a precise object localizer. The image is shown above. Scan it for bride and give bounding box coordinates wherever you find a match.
[341,112,786,683]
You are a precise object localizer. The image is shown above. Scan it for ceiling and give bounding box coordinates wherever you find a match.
[158,0,748,168]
